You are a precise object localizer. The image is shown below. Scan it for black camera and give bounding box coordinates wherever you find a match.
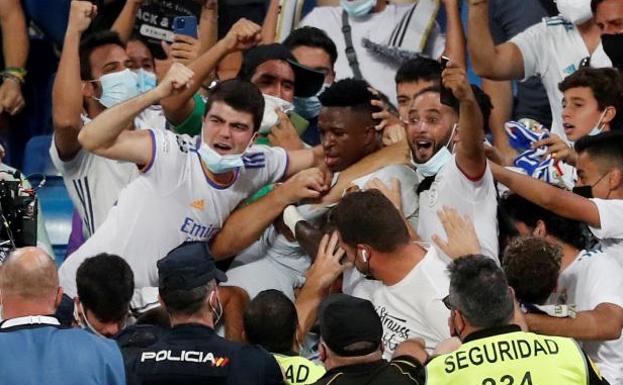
[0,180,37,261]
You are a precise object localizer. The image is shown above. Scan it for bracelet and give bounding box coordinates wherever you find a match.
[2,67,26,84]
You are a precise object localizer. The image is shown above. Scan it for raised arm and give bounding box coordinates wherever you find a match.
[261,0,280,44]
[111,0,143,42]
[160,18,262,125]
[198,0,219,55]
[78,63,194,164]
[445,62,487,179]
[467,0,524,80]
[441,0,466,69]
[491,162,601,227]
[52,1,96,161]
[210,168,329,260]
[0,0,28,116]
[481,79,516,165]
[526,304,623,341]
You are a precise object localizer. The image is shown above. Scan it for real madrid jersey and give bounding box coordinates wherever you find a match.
[50,109,167,238]
[416,158,499,262]
[549,249,623,384]
[59,129,288,309]
[511,17,612,140]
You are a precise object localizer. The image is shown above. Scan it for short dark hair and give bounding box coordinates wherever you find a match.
[330,190,410,252]
[319,78,386,122]
[159,280,216,317]
[204,79,265,132]
[76,253,134,323]
[283,26,338,66]
[502,236,562,305]
[243,290,297,354]
[79,31,126,81]
[414,85,493,134]
[501,194,588,250]
[559,68,623,130]
[395,57,442,85]
[448,255,514,328]
[575,131,623,172]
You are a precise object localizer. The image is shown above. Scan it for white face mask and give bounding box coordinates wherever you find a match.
[556,0,593,25]
[588,108,609,136]
[74,302,106,338]
[209,290,223,325]
[412,123,457,177]
[260,94,295,134]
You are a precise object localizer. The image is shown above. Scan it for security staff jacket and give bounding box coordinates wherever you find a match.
[312,355,424,385]
[425,325,607,385]
[129,323,284,385]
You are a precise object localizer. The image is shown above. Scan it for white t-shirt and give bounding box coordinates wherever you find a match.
[50,108,167,238]
[548,249,623,384]
[511,16,612,139]
[588,198,623,269]
[58,129,288,310]
[299,5,445,102]
[417,158,499,262]
[343,246,450,358]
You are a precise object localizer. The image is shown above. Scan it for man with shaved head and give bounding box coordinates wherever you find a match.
[0,247,125,385]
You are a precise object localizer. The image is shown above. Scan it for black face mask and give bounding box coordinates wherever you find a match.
[572,185,594,199]
[602,34,623,71]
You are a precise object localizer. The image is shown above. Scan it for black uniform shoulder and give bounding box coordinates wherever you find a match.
[311,358,424,385]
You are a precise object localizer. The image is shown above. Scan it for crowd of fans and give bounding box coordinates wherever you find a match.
[0,0,623,384]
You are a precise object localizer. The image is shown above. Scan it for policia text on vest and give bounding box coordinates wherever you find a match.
[426,326,605,385]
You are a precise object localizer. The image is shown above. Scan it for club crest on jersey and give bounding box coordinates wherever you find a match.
[140,350,230,367]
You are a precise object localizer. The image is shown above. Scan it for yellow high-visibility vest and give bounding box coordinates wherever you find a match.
[426,329,598,385]
[274,353,326,385]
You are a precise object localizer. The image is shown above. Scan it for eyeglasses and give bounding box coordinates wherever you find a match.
[442,295,454,310]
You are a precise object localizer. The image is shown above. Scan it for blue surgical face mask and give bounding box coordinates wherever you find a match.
[412,123,457,177]
[341,0,376,18]
[136,69,157,94]
[198,131,256,174]
[96,69,140,108]
[294,84,330,119]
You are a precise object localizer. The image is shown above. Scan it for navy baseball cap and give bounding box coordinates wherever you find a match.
[238,43,325,98]
[157,241,227,291]
[319,294,383,357]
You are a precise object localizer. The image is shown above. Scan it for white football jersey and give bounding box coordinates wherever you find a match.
[549,249,623,384]
[343,246,450,358]
[50,109,167,238]
[59,129,288,310]
[417,158,499,262]
[511,16,612,139]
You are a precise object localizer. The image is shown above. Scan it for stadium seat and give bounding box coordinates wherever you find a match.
[22,135,57,179]
[35,176,73,265]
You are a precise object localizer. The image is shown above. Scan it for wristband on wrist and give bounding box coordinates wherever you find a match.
[2,67,26,84]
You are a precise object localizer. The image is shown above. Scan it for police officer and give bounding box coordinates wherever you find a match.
[129,241,284,385]
[426,255,607,385]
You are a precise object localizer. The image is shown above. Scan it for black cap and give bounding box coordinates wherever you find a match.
[238,43,325,98]
[319,294,383,357]
[157,241,227,291]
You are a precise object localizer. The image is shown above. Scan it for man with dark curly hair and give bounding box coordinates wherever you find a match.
[501,194,623,384]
